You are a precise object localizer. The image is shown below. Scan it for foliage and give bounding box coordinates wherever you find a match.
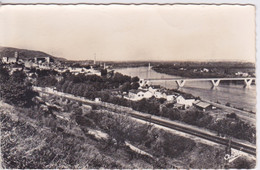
[36,76,58,87]
[0,66,9,82]
[0,70,38,107]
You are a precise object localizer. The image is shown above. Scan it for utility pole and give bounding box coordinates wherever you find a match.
[94,53,96,65]
[223,138,232,168]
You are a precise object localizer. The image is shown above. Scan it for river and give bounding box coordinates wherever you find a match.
[114,67,256,113]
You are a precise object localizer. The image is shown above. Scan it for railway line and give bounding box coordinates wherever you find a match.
[33,87,256,156]
[128,112,256,156]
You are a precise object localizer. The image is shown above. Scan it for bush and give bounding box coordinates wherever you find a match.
[225,102,231,107]
[226,113,237,119]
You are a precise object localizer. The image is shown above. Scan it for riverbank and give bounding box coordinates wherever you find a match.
[151,62,255,79]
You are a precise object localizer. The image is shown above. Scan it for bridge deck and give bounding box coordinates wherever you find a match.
[144,77,256,81]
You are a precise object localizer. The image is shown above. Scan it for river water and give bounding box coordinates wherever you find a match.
[115,67,256,113]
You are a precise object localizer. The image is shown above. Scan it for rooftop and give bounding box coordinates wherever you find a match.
[194,101,211,109]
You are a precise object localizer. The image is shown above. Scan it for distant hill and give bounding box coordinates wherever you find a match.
[0,47,67,62]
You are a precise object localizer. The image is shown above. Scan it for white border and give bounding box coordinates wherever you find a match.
[1,0,259,168]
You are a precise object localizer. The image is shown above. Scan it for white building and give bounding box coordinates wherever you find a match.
[68,67,101,76]
[154,91,167,99]
[176,95,195,109]
[166,95,177,102]
[148,85,161,94]
[2,52,18,64]
[127,89,153,101]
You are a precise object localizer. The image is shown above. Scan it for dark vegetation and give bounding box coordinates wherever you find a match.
[227,157,255,169]
[0,67,38,107]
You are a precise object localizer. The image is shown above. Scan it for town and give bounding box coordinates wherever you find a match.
[1,50,218,112]
[0,48,256,169]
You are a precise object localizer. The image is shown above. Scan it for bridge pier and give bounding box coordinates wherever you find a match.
[244,78,253,88]
[211,79,221,87]
[176,80,186,88]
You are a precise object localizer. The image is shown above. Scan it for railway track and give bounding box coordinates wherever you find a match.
[34,88,256,156]
[129,112,256,156]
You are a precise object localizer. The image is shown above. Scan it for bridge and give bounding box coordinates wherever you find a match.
[143,77,256,88]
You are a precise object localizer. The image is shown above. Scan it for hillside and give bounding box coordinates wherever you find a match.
[0,46,66,61]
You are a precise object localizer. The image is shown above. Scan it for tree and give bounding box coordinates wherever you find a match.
[112,72,131,85]
[101,69,107,76]
[0,66,9,82]
[0,79,38,107]
[131,82,139,90]
[36,76,57,87]
[12,70,26,83]
[131,76,139,82]
[120,82,131,92]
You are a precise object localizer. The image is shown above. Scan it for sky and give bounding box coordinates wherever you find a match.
[0,4,256,62]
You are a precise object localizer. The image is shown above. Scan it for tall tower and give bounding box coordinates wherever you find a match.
[46,57,50,63]
[94,53,96,65]
[14,51,18,58]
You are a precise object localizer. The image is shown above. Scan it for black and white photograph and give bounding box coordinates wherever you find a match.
[0,1,257,169]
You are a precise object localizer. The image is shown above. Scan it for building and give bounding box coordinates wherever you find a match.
[173,103,185,110]
[193,100,211,111]
[176,95,195,109]
[2,51,18,64]
[235,72,249,77]
[95,98,101,102]
[166,95,177,102]
[148,85,161,94]
[127,89,153,101]
[34,57,51,64]
[202,68,209,72]
[154,91,167,99]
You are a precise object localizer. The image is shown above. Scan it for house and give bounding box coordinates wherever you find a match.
[95,98,101,102]
[38,64,51,70]
[166,95,177,102]
[193,100,211,111]
[127,89,153,101]
[34,57,51,64]
[69,67,85,74]
[154,91,167,99]
[173,103,185,110]
[2,57,8,63]
[148,85,161,94]
[235,72,249,77]
[203,68,209,72]
[176,95,195,109]
[2,51,18,64]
